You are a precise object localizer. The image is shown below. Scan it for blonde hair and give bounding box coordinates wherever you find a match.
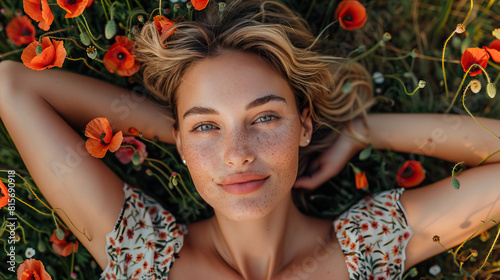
[134,0,374,177]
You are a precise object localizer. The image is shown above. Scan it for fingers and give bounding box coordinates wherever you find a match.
[294,163,336,189]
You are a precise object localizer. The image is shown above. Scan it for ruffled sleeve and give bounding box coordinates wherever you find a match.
[100,183,185,280]
[333,188,413,280]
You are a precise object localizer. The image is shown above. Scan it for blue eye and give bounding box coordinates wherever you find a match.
[254,114,281,123]
[193,123,216,132]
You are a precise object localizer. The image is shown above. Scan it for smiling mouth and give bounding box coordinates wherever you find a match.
[219,176,269,195]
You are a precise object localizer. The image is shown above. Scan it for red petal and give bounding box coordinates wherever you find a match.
[192,0,209,11]
[0,181,9,208]
[85,139,108,158]
[461,48,490,76]
[84,117,112,140]
[108,131,124,153]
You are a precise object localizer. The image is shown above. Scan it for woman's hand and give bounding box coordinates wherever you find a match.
[294,119,367,189]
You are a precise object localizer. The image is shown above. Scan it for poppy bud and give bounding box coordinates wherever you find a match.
[80,32,90,46]
[411,48,418,58]
[487,82,496,98]
[408,267,418,277]
[146,169,152,176]
[137,15,144,23]
[469,79,481,94]
[105,20,117,39]
[372,72,384,84]
[174,4,180,12]
[219,2,227,13]
[455,23,466,34]
[432,235,440,242]
[186,2,193,10]
[357,45,365,53]
[493,28,500,40]
[36,44,43,55]
[382,32,391,41]
[418,80,426,89]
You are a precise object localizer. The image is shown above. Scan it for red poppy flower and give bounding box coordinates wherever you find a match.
[103,36,140,77]
[115,136,148,165]
[0,180,9,209]
[396,160,425,188]
[127,127,140,136]
[334,0,367,31]
[483,39,500,63]
[84,117,123,158]
[23,0,54,31]
[461,47,490,76]
[192,0,209,11]
[49,229,79,257]
[21,37,67,70]
[5,16,36,47]
[153,15,175,40]
[86,0,94,7]
[355,172,368,189]
[17,259,52,280]
[57,0,89,18]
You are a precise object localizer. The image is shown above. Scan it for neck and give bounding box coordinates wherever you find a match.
[208,193,316,280]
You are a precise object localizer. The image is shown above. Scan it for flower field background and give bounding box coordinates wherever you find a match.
[0,0,500,279]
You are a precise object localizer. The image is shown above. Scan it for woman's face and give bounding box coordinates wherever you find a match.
[174,51,312,221]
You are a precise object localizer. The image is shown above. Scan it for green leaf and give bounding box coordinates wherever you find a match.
[131,152,141,165]
[359,148,372,161]
[56,228,65,240]
[452,177,460,190]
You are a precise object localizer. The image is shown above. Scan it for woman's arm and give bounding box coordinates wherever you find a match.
[296,113,500,268]
[0,60,175,143]
[366,114,500,268]
[0,60,174,269]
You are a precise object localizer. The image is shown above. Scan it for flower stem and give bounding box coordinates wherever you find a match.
[66,57,106,76]
[462,84,499,138]
[441,31,455,98]
[445,63,491,113]
[462,0,474,25]
[383,75,422,95]
[148,169,178,202]
[52,207,91,241]
[451,211,500,269]
[177,173,206,209]
[100,0,110,22]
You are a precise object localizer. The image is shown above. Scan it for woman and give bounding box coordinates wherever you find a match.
[1,0,499,279]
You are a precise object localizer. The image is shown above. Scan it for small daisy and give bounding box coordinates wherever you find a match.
[25,247,36,258]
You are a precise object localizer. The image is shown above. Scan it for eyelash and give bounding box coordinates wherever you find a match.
[190,113,282,132]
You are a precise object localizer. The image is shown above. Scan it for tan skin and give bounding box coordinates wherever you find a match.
[0,51,500,279]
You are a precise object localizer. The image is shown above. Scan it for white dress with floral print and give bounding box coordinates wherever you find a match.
[334,188,413,280]
[101,185,412,280]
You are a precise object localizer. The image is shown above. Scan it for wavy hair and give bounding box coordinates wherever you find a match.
[133,0,374,178]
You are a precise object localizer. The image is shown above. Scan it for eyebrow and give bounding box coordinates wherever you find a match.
[182,94,287,119]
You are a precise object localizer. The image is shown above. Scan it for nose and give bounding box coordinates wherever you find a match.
[223,129,255,167]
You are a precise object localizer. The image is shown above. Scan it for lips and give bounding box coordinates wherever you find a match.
[219,173,269,195]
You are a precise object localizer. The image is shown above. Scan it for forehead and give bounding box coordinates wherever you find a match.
[176,51,296,114]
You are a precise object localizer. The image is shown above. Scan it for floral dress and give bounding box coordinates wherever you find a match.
[333,188,413,280]
[100,185,412,280]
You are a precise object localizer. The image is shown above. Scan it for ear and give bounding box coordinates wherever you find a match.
[172,127,184,161]
[299,108,313,147]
